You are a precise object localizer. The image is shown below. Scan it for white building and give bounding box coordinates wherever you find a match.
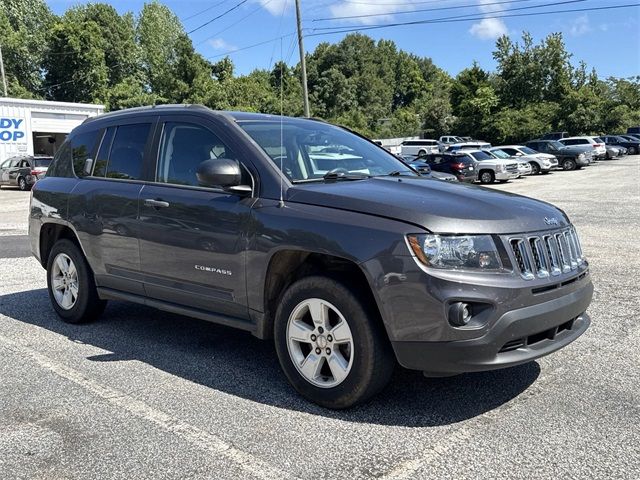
[0,97,104,161]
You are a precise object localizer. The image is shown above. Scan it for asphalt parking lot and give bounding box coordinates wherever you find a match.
[1,157,639,479]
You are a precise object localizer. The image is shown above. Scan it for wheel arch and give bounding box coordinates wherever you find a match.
[257,249,385,340]
[39,222,84,268]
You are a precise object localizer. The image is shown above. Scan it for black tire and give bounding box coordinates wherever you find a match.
[46,239,107,324]
[18,177,29,191]
[418,149,427,157]
[479,170,495,184]
[562,158,576,171]
[274,276,394,409]
[529,162,540,175]
[630,147,638,155]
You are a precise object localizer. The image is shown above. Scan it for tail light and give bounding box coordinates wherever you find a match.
[451,162,465,170]
[31,169,38,175]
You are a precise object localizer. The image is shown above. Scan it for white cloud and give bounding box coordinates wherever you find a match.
[569,15,592,37]
[469,18,508,40]
[208,38,237,51]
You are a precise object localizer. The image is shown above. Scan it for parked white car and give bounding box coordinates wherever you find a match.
[400,139,439,157]
[491,145,558,174]
[445,142,492,152]
[438,135,465,152]
[462,149,519,184]
[559,136,607,160]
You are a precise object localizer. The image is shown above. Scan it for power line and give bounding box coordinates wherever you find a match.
[196,0,276,46]
[207,32,298,60]
[187,0,249,35]
[312,0,542,22]
[182,0,231,23]
[311,0,587,32]
[307,2,640,36]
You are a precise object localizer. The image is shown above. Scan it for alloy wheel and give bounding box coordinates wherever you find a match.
[286,298,354,388]
[51,253,79,310]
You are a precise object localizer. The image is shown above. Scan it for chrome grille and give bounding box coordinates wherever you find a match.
[508,227,585,279]
[506,163,518,172]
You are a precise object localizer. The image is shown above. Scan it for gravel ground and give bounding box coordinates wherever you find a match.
[0,157,638,479]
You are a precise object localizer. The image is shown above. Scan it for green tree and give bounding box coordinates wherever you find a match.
[0,0,53,97]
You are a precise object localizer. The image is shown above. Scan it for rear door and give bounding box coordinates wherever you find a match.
[138,115,254,319]
[70,121,155,295]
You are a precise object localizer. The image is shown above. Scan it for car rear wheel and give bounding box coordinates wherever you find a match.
[46,239,107,324]
[629,147,638,155]
[18,177,29,191]
[562,159,576,171]
[529,162,540,175]
[274,276,394,409]
[479,170,495,184]
[418,149,427,157]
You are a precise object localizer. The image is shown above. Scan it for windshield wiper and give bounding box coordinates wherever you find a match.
[322,171,369,181]
[378,170,417,177]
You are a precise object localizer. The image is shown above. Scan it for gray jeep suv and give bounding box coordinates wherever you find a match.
[29,105,593,408]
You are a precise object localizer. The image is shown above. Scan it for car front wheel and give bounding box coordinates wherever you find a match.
[479,170,495,184]
[562,159,576,171]
[46,239,107,323]
[529,162,540,175]
[274,276,394,409]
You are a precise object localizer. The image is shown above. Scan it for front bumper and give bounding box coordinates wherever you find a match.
[495,171,519,180]
[392,280,592,374]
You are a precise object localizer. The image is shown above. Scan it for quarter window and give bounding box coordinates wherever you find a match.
[157,122,237,187]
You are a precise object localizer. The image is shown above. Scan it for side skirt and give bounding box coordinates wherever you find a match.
[97,287,257,335]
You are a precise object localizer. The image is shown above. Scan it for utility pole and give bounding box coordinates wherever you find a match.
[294,0,310,117]
[0,45,7,97]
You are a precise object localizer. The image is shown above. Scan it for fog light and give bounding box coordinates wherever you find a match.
[449,302,472,326]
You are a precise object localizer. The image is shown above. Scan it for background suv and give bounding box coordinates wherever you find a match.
[399,139,439,157]
[559,137,607,160]
[0,155,52,190]
[419,152,477,182]
[490,145,558,174]
[526,140,591,170]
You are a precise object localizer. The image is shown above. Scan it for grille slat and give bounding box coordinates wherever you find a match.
[508,227,585,280]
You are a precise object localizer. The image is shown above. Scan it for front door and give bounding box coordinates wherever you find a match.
[138,118,253,319]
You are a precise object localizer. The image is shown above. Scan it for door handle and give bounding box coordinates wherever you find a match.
[144,199,170,208]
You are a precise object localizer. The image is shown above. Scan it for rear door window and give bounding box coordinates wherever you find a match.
[101,124,151,180]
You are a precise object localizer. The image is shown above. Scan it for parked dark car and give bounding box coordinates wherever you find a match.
[525,140,591,170]
[599,135,639,155]
[0,155,53,190]
[29,105,592,408]
[419,152,477,182]
[540,131,570,140]
[626,133,640,142]
[398,155,457,182]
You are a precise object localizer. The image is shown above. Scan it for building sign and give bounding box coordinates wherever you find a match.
[0,118,27,143]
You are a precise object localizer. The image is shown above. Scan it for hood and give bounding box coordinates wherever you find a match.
[287,177,569,234]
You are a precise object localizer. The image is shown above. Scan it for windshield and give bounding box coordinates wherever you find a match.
[490,149,511,159]
[239,120,415,182]
[519,146,537,155]
[33,158,52,167]
[470,151,494,161]
[548,141,564,149]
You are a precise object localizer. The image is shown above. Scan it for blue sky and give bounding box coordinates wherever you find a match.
[48,0,640,78]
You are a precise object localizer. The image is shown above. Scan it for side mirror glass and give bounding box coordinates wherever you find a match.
[196,158,244,190]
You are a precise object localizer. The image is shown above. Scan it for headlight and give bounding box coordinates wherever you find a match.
[497,164,506,172]
[407,234,502,270]
[578,153,585,159]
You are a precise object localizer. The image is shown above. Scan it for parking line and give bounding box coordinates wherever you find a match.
[0,334,299,480]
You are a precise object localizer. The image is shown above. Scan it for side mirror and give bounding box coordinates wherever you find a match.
[515,152,523,156]
[196,158,246,191]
